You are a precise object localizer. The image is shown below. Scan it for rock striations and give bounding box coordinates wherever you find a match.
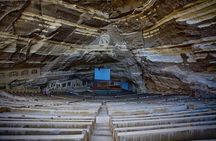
[0,0,215,94]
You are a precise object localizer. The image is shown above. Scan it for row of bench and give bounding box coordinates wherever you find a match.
[0,92,101,141]
[108,102,216,141]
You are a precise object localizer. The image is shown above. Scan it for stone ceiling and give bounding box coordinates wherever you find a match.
[0,0,216,94]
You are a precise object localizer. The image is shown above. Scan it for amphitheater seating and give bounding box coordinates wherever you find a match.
[108,102,216,141]
[0,92,100,141]
[1,91,216,141]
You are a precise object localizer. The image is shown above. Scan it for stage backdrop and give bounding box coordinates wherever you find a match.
[94,68,110,81]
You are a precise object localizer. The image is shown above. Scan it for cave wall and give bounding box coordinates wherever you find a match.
[132,0,216,94]
[0,0,215,94]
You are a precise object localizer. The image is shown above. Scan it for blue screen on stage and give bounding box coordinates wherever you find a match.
[94,68,110,80]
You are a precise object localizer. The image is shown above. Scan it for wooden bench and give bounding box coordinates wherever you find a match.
[0,120,94,135]
[116,125,216,141]
[0,127,91,140]
[0,127,88,135]
[0,91,104,141]
[108,102,216,141]
[111,114,216,129]
[111,108,216,119]
[112,121,216,140]
[0,113,96,120]
[0,117,96,123]
[111,111,216,122]
[0,134,87,141]
[9,108,98,115]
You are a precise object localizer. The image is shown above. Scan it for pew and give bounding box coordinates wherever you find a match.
[111,115,216,128]
[0,91,102,141]
[108,101,216,141]
[112,121,216,140]
[0,134,87,141]
[116,125,216,141]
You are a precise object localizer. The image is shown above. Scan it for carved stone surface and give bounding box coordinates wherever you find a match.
[0,0,215,94]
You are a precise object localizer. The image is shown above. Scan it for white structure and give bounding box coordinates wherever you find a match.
[99,33,110,47]
[48,79,84,91]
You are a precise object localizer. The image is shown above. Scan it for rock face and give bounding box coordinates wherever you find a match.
[0,0,215,94]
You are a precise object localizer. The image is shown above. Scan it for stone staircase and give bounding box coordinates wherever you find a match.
[90,104,113,141]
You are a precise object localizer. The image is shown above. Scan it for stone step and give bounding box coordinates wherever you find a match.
[95,126,110,130]
[96,123,109,127]
[93,130,112,136]
[96,116,109,123]
[90,135,113,141]
[91,104,113,141]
